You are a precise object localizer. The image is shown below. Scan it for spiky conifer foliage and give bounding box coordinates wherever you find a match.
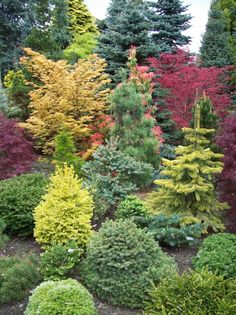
[147,0,191,53]
[200,0,233,67]
[110,48,160,167]
[146,101,228,231]
[96,0,155,82]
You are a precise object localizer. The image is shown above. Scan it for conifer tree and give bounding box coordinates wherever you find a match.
[53,130,84,176]
[96,0,156,81]
[34,165,94,248]
[147,0,191,53]
[146,101,228,231]
[200,0,233,67]
[111,48,160,167]
[68,0,98,37]
[190,93,218,129]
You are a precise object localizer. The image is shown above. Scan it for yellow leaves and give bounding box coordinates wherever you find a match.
[20,48,111,154]
[34,165,94,248]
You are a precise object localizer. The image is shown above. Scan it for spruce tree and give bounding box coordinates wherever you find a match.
[96,0,156,81]
[147,0,191,53]
[200,0,233,67]
[146,101,228,231]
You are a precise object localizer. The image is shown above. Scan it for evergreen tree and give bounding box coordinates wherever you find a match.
[96,0,156,81]
[190,93,219,129]
[68,0,98,37]
[200,0,233,67]
[0,0,33,74]
[110,49,160,167]
[147,0,192,53]
[25,0,71,58]
[0,76,8,113]
[146,102,228,231]
[53,130,84,176]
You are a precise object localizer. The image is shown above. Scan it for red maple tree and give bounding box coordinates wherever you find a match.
[0,114,36,179]
[149,49,232,127]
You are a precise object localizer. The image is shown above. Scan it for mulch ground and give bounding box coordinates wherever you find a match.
[0,236,200,315]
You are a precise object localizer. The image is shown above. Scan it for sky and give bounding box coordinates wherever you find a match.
[84,0,212,53]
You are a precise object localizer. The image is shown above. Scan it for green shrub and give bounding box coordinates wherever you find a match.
[24,279,97,315]
[81,219,177,308]
[53,130,84,176]
[145,270,236,315]
[134,214,203,247]
[192,233,236,278]
[0,173,48,236]
[40,240,83,281]
[83,139,154,220]
[0,255,42,305]
[0,218,8,249]
[116,195,148,219]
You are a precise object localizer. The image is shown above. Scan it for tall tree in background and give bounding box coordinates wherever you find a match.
[147,0,191,53]
[97,0,156,82]
[25,0,71,58]
[200,0,233,67]
[0,0,33,75]
[68,0,98,36]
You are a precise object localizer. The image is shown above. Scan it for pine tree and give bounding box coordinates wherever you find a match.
[110,48,160,167]
[146,101,228,231]
[200,0,233,67]
[0,76,8,113]
[68,0,98,37]
[147,0,192,53]
[96,0,156,82]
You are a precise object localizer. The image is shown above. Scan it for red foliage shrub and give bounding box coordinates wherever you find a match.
[149,49,231,127]
[216,114,236,232]
[0,114,36,179]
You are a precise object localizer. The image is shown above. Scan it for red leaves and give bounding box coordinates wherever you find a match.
[0,114,36,179]
[149,49,231,128]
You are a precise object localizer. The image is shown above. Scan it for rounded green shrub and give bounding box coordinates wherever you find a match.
[0,173,48,236]
[81,219,177,308]
[40,240,83,281]
[145,270,236,315]
[0,255,42,305]
[116,195,148,219]
[24,279,97,315]
[192,233,236,278]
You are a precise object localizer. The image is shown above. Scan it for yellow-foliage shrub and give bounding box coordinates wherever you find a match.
[20,48,110,154]
[34,165,94,248]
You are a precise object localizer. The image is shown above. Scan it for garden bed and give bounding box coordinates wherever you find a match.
[0,237,200,315]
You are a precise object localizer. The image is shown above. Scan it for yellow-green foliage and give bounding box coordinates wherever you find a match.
[146,126,228,232]
[34,165,94,248]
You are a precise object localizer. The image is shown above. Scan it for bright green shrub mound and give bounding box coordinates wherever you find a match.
[145,270,236,315]
[0,255,41,305]
[116,195,148,219]
[24,279,97,315]
[34,165,94,248]
[81,219,177,308]
[0,173,48,236]
[192,233,236,278]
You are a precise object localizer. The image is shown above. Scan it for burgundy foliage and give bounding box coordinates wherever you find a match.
[216,114,236,232]
[0,114,36,179]
[149,49,231,127]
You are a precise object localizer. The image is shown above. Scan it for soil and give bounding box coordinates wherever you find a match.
[0,236,200,315]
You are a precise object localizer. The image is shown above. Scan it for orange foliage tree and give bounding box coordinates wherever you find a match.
[20,48,110,154]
